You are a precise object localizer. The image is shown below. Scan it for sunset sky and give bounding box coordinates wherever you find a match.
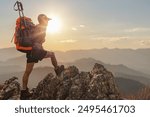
[1,0,150,51]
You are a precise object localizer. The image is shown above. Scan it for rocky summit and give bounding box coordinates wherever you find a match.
[0,63,120,100]
[0,77,20,100]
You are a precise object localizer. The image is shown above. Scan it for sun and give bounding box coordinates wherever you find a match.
[47,16,62,33]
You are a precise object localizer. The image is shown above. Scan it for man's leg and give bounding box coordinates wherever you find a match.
[45,51,58,68]
[22,62,34,90]
[44,51,64,76]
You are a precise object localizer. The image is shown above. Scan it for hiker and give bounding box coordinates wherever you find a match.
[21,14,64,99]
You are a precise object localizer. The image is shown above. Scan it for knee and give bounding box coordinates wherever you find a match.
[47,51,55,57]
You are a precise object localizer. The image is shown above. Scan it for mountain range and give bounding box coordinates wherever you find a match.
[1,47,150,74]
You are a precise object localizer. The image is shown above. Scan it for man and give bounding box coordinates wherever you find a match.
[21,14,64,99]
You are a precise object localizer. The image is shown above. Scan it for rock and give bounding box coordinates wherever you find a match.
[0,84,3,90]
[31,73,60,100]
[0,77,20,100]
[31,63,120,100]
[86,63,120,99]
[0,63,121,100]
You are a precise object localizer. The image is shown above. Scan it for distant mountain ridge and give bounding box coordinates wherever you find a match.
[55,48,150,74]
[0,65,23,75]
[0,47,23,61]
[0,55,150,85]
[65,58,150,85]
[116,77,145,95]
[0,67,55,88]
[1,47,150,74]
[1,47,150,86]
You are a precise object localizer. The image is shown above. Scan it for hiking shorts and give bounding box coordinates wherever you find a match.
[26,48,47,63]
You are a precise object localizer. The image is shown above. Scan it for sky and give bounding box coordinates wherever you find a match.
[1,0,150,51]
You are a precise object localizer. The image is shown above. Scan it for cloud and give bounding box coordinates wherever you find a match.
[79,25,85,28]
[92,36,129,42]
[59,39,77,43]
[72,28,77,31]
[71,24,85,31]
[125,27,150,33]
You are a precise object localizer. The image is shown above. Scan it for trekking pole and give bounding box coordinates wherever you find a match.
[13,1,26,26]
[11,1,25,43]
[14,1,24,17]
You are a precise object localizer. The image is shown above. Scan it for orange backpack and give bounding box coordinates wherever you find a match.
[12,1,35,53]
[13,16,35,53]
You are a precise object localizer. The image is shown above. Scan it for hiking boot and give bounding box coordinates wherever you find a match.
[55,65,64,76]
[20,88,32,100]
